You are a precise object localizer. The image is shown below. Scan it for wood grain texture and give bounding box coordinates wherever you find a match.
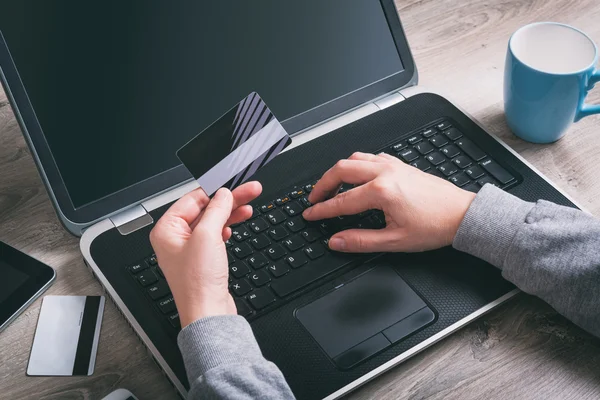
[1,1,600,399]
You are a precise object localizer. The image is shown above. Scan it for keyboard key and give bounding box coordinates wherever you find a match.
[271,253,353,297]
[300,228,321,242]
[456,139,486,161]
[266,209,287,225]
[225,238,233,247]
[449,172,470,187]
[480,159,515,184]
[426,152,446,165]
[438,162,458,177]
[300,196,312,208]
[283,201,303,217]
[227,250,235,265]
[275,196,290,206]
[436,121,451,130]
[290,189,305,198]
[407,135,422,145]
[452,155,472,169]
[157,296,176,314]
[231,242,253,259]
[147,255,158,266]
[248,218,269,233]
[427,168,446,179]
[230,261,250,278]
[266,244,287,260]
[267,261,290,278]
[137,270,158,287]
[249,234,271,250]
[304,243,326,260]
[430,134,449,148]
[465,165,485,179]
[249,207,260,220]
[285,251,309,268]
[268,225,289,241]
[414,141,434,155]
[249,270,271,287]
[391,142,407,152]
[248,253,269,269]
[285,217,306,232]
[463,183,480,193]
[129,262,148,275]
[248,288,276,309]
[440,144,460,158]
[147,281,170,300]
[235,298,253,317]
[167,313,181,329]
[231,279,252,296]
[231,226,252,242]
[317,220,336,235]
[444,127,463,140]
[410,158,431,171]
[304,183,315,193]
[478,176,500,187]
[398,148,419,162]
[260,203,275,213]
[421,127,437,137]
[282,235,305,251]
[156,266,165,279]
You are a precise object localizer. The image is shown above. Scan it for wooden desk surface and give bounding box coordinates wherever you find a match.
[1,1,600,399]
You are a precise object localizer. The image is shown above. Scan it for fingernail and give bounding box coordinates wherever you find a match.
[214,188,229,199]
[329,237,346,250]
[303,208,312,218]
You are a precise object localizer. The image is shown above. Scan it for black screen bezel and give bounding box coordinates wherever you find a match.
[0,0,416,226]
[0,241,55,327]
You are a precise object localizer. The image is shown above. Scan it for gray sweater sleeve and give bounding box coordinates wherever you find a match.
[454,184,600,337]
[177,315,295,399]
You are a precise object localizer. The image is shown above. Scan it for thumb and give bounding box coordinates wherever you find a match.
[194,188,234,236]
[328,228,402,253]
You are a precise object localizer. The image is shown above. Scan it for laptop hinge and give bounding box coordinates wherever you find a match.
[109,204,154,236]
[373,91,405,110]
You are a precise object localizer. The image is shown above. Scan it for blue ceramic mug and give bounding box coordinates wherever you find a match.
[504,22,600,143]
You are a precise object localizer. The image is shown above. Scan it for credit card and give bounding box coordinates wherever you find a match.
[177,92,292,196]
[27,296,105,376]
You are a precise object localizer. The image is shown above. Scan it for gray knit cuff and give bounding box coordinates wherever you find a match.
[453,184,535,269]
[177,315,263,381]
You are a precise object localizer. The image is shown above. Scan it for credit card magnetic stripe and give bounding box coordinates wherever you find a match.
[73,296,102,375]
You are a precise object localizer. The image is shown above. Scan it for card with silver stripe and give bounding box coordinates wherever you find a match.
[177,92,292,196]
[27,296,105,376]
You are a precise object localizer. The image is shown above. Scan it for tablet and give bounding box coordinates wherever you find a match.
[0,241,55,332]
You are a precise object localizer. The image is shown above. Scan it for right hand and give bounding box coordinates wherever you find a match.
[302,152,476,253]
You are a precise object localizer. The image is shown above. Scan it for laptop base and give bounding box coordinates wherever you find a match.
[82,92,577,400]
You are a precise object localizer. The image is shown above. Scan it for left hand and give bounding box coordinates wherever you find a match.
[150,182,262,328]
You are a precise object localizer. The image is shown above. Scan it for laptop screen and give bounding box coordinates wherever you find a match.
[0,1,404,209]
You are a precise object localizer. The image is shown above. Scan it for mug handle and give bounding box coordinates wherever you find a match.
[576,69,600,121]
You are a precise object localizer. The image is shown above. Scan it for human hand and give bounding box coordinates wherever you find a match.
[150,182,262,328]
[302,152,475,253]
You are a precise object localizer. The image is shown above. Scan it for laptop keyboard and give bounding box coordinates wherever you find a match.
[127,119,518,330]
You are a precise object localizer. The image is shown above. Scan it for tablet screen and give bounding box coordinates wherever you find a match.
[0,242,55,330]
[0,260,29,304]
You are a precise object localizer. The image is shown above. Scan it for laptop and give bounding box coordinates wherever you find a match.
[0,2,580,399]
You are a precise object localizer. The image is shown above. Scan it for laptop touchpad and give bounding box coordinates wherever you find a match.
[295,265,436,370]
